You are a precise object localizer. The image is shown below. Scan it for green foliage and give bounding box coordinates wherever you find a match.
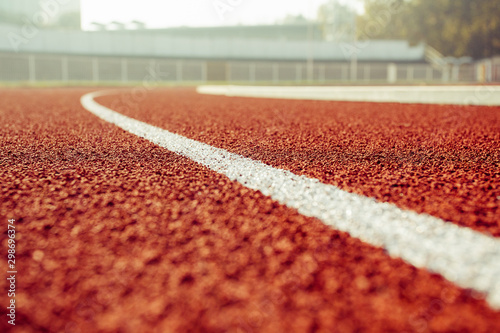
[317,0,357,41]
[359,0,500,58]
[357,0,409,40]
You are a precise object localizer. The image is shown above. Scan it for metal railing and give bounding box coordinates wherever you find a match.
[0,52,480,84]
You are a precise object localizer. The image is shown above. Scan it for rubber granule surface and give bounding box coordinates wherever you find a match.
[97,88,500,237]
[0,88,499,333]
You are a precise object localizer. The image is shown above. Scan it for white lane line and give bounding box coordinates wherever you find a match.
[197,85,500,106]
[81,91,500,310]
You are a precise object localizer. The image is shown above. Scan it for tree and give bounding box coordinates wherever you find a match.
[357,0,410,40]
[317,0,358,41]
[359,0,500,59]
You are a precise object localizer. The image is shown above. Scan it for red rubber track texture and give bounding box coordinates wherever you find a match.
[0,88,499,333]
[97,88,500,237]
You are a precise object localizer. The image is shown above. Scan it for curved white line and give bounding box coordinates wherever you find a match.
[81,90,500,310]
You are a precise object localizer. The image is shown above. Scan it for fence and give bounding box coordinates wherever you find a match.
[226,62,452,83]
[476,57,500,82]
[0,52,479,84]
[0,52,206,82]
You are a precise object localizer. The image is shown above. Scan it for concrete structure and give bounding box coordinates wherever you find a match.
[198,85,500,105]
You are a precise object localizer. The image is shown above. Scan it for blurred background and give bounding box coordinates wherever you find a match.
[0,0,499,85]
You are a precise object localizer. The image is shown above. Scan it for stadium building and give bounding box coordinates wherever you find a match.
[0,22,493,83]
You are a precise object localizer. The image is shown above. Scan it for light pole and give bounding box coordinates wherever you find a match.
[350,9,357,82]
[307,2,315,82]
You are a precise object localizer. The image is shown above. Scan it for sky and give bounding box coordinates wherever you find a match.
[80,0,364,30]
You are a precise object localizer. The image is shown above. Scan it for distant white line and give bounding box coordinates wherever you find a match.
[81,91,500,309]
[197,85,500,105]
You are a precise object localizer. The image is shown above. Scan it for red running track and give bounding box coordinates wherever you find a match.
[0,88,499,332]
[99,88,500,237]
